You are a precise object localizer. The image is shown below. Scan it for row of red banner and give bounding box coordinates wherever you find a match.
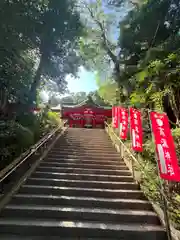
[112,106,180,182]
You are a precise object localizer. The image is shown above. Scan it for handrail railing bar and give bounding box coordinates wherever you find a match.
[0,121,67,183]
[104,121,168,201]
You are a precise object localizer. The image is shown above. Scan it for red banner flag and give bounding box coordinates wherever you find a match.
[112,106,118,128]
[130,108,143,152]
[119,108,128,140]
[150,111,180,181]
[112,106,115,128]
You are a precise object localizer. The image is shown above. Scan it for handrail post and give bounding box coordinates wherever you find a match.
[120,142,124,159]
[131,156,135,179]
[161,181,172,240]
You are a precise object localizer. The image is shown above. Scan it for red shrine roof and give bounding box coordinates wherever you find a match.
[62,96,111,110]
[61,96,112,117]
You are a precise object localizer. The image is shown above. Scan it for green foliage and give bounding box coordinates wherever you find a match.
[46,111,61,127]
[88,0,180,229]
[0,0,85,168]
[15,123,34,149]
[0,108,62,169]
[0,120,34,168]
[130,92,146,107]
[0,0,84,108]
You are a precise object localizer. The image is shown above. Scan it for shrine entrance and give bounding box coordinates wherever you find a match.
[61,95,112,129]
[84,109,94,128]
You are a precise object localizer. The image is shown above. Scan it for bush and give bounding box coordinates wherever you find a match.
[142,139,156,163]
[46,111,61,127]
[0,108,61,170]
[0,120,34,169]
[15,122,34,149]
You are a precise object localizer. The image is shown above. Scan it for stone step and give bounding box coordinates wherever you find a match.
[53,148,117,153]
[47,154,121,161]
[55,146,115,151]
[56,142,114,147]
[32,171,134,182]
[36,166,131,176]
[0,128,167,239]
[43,158,123,165]
[26,178,139,190]
[39,162,128,171]
[0,219,167,239]
[62,135,109,138]
[0,236,107,240]
[19,185,145,199]
[1,205,160,225]
[61,140,112,144]
[10,194,153,211]
[50,151,120,157]
[59,138,112,144]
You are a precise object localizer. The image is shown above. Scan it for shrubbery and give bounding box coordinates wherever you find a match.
[110,121,180,229]
[134,128,180,229]
[0,109,61,170]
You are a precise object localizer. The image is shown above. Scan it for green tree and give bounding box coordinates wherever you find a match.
[29,0,84,105]
[0,0,84,111]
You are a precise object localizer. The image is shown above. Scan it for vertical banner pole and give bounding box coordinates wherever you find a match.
[161,180,172,240]
[148,110,172,240]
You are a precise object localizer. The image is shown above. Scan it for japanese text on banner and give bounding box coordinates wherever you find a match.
[150,112,180,181]
[130,108,143,152]
[114,106,119,128]
[119,108,128,140]
[112,106,118,128]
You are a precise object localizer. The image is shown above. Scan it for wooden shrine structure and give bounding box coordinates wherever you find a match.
[61,96,112,128]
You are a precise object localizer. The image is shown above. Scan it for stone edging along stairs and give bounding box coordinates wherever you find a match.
[0,128,168,239]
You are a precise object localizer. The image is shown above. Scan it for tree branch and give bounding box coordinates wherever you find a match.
[86,4,119,66]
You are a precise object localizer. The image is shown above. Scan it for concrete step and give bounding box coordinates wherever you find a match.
[55,146,116,151]
[32,171,134,182]
[0,236,108,240]
[58,139,112,143]
[50,151,120,157]
[10,194,153,211]
[45,157,122,164]
[0,128,167,239]
[53,148,117,153]
[0,219,167,239]
[56,143,114,147]
[43,158,123,165]
[39,162,128,171]
[59,140,113,145]
[1,205,160,225]
[26,178,139,190]
[36,166,131,176]
[47,154,121,161]
[19,185,145,199]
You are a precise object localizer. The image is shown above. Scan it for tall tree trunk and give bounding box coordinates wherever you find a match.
[29,55,44,107]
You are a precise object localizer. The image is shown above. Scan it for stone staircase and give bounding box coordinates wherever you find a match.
[0,128,167,239]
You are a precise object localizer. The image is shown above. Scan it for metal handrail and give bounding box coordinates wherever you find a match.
[104,121,173,240]
[104,121,168,199]
[0,121,67,183]
[105,122,138,163]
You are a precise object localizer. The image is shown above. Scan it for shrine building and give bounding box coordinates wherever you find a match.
[59,96,112,128]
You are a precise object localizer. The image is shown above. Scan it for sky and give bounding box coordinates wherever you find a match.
[66,66,97,94]
[66,1,126,95]
[40,66,98,102]
[40,1,127,102]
